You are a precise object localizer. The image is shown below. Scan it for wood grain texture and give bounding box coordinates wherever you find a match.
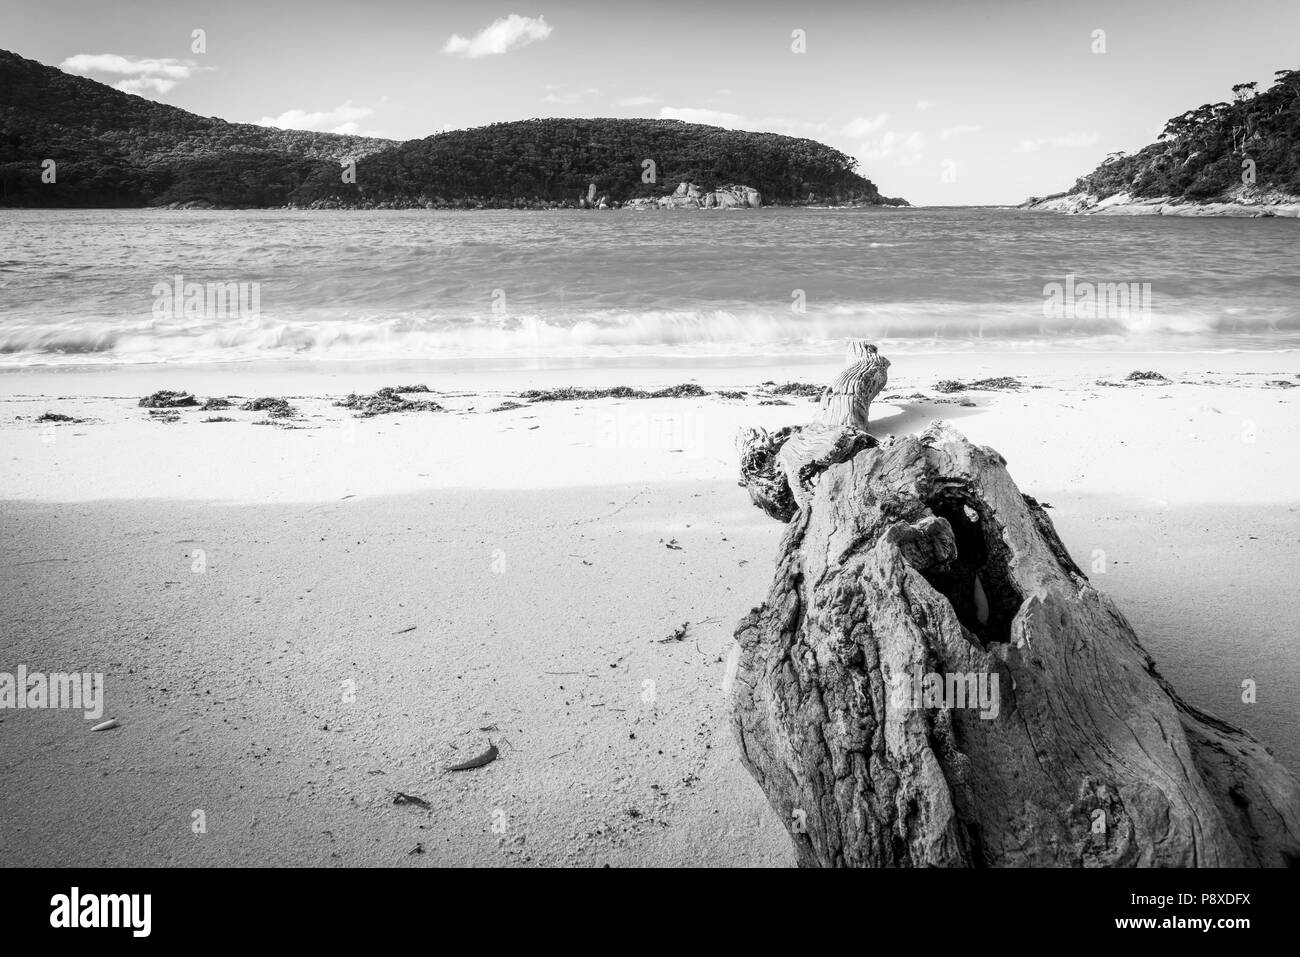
[731,355,1300,867]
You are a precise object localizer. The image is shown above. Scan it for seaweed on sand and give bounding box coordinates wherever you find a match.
[335,387,443,417]
[139,390,199,408]
[241,397,297,418]
[518,383,709,402]
[933,377,1022,393]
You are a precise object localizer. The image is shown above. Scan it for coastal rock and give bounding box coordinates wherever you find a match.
[703,184,762,209]
[658,182,705,208]
[731,353,1300,867]
[1022,185,1300,218]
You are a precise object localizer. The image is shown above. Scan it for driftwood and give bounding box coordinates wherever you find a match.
[738,341,889,521]
[732,348,1300,867]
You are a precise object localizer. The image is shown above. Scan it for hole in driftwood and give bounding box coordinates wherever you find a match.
[921,489,1023,645]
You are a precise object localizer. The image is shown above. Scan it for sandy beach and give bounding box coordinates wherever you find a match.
[2,350,1298,866]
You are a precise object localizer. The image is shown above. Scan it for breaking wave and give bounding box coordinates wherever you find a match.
[2,302,1297,366]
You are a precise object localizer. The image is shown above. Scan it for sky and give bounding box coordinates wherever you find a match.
[5,0,1299,205]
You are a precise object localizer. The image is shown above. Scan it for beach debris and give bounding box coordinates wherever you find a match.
[738,347,882,524]
[758,398,792,406]
[1266,379,1296,388]
[657,621,690,643]
[35,412,87,423]
[139,390,199,408]
[1126,370,1170,382]
[664,538,683,550]
[518,383,709,402]
[392,791,431,808]
[202,416,235,423]
[490,400,526,412]
[335,387,443,417]
[820,341,890,429]
[760,381,825,399]
[90,719,119,732]
[392,625,417,635]
[147,409,181,423]
[409,843,425,855]
[446,742,499,772]
[391,384,431,393]
[200,397,232,410]
[933,376,1022,393]
[732,355,1300,865]
[241,397,297,418]
[651,383,709,398]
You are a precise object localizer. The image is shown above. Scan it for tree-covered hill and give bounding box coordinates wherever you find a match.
[1035,68,1300,205]
[294,118,904,208]
[0,47,906,209]
[0,49,393,207]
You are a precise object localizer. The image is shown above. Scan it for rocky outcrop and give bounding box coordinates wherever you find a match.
[1022,186,1300,218]
[730,347,1300,867]
[578,183,609,209]
[702,184,762,209]
[622,181,763,210]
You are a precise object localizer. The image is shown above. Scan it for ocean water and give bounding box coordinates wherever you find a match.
[1,207,1298,367]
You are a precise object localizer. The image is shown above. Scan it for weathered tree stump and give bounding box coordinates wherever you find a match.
[732,353,1300,867]
[737,340,888,520]
[819,339,889,430]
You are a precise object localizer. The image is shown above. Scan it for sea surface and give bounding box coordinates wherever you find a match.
[1,207,1298,367]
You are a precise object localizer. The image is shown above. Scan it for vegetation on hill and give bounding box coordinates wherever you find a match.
[294,118,904,208]
[0,49,905,208]
[0,49,391,206]
[1045,68,1300,203]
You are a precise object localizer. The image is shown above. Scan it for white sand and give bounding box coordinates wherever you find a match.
[1,351,1297,865]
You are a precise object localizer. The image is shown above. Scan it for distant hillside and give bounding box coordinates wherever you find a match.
[0,49,392,207]
[1025,68,1300,214]
[293,118,906,208]
[0,49,906,209]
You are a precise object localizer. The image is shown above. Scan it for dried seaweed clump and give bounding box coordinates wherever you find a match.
[519,383,708,402]
[1126,370,1169,382]
[335,387,443,417]
[759,381,825,399]
[139,390,198,408]
[241,397,297,418]
[933,377,1022,393]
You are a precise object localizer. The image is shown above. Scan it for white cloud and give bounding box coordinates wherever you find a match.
[841,114,891,137]
[543,87,600,105]
[916,99,937,111]
[859,130,926,165]
[1016,131,1100,152]
[443,14,552,58]
[255,101,380,135]
[60,54,204,95]
[941,123,982,141]
[617,95,659,107]
[657,107,836,140]
[658,107,748,128]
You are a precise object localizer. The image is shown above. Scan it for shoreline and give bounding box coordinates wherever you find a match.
[2,353,1298,865]
[1020,190,1300,218]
